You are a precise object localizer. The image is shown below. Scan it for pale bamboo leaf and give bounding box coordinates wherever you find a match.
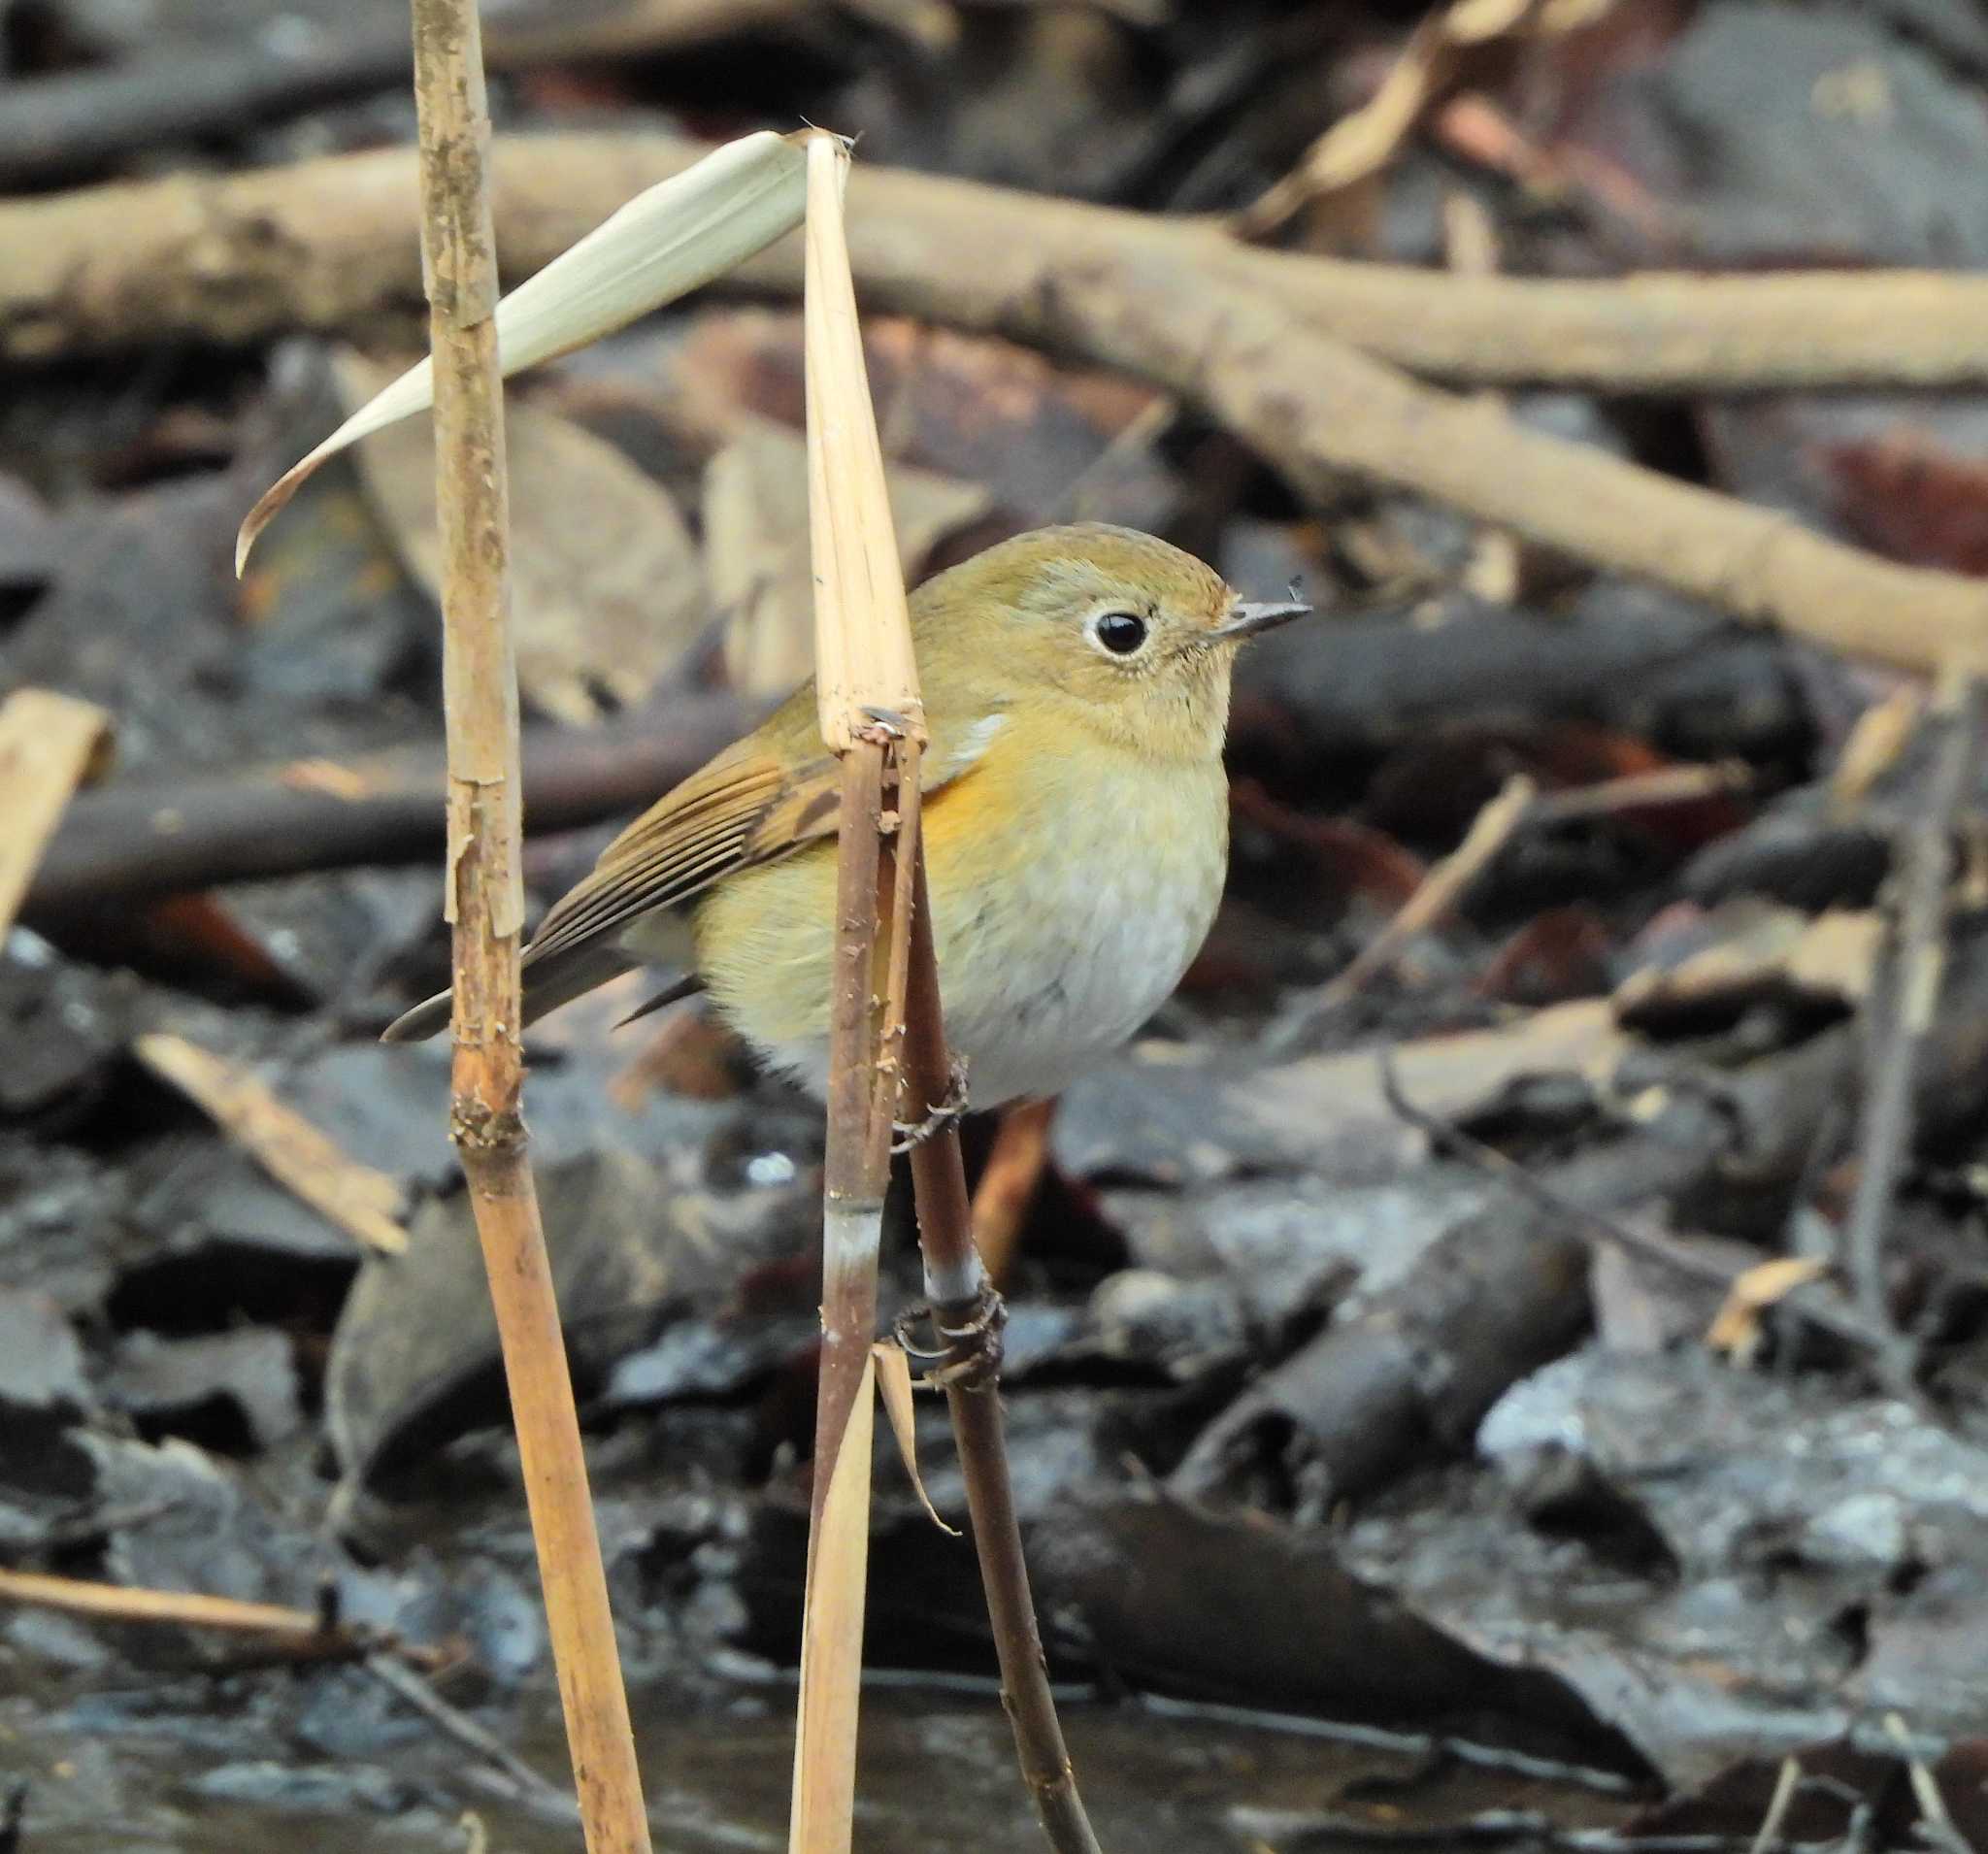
[237,127,810,574]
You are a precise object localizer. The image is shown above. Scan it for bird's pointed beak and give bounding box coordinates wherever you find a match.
[1217,597,1312,641]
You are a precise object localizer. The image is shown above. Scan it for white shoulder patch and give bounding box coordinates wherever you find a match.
[948,712,1009,773]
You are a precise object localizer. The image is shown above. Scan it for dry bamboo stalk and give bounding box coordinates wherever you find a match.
[791,740,902,1854]
[406,4,650,1850]
[789,126,924,1853]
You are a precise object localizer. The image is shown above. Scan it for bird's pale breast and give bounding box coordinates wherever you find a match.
[682,723,1229,1107]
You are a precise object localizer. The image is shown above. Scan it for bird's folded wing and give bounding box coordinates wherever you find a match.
[521,692,1000,974]
[520,740,835,970]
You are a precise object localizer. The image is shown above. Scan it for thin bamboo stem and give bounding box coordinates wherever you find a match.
[408,3,650,1849]
[901,855,1103,1854]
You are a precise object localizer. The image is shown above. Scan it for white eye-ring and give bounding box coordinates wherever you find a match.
[1088,609,1149,657]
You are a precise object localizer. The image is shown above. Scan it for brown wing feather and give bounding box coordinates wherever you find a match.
[520,742,836,971]
[381,667,994,1045]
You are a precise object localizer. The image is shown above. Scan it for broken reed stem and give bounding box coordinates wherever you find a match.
[791,737,915,1852]
[407,4,650,1850]
[789,123,930,1851]
[1843,666,1984,1386]
[902,855,1103,1854]
[0,1568,350,1646]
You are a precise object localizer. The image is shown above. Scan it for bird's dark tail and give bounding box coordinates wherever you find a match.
[380,943,644,1044]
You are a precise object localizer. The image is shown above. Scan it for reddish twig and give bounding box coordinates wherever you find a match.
[900,855,1102,1853]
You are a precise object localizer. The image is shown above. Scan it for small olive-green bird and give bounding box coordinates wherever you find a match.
[383,522,1308,1104]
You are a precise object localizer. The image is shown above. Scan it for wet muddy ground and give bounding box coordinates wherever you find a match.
[9,2,1988,1848]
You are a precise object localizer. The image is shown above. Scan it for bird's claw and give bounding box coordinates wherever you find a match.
[891,1057,970,1152]
[858,705,910,742]
[893,1283,1008,1391]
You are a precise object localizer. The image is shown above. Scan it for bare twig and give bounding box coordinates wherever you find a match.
[1883,1713,1971,1854]
[0,1571,576,1812]
[0,3,814,186]
[1528,761,1752,823]
[1324,759,1754,1007]
[1747,1759,1802,1854]
[407,2,650,1847]
[1377,1047,1891,1357]
[1322,772,1536,1005]
[24,695,746,919]
[1137,1694,1639,1796]
[1022,264,1988,679]
[132,1033,408,1255]
[0,688,111,940]
[15,134,1988,396]
[0,24,413,187]
[1842,667,1984,1386]
[1443,191,1526,605]
[20,150,1988,666]
[363,1651,578,1818]
[1229,1805,1822,1851]
[900,857,1102,1854]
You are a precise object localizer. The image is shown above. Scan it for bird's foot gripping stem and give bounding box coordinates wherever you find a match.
[891,1056,970,1153]
[894,1282,1008,1391]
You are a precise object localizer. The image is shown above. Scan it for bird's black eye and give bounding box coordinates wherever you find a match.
[1092,611,1148,656]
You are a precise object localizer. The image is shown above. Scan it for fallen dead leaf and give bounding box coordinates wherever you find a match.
[1831,685,1924,815]
[1615,902,1882,1022]
[335,349,705,725]
[1706,1255,1829,1358]
[703,414,987,696]
[1249,996,1633,1167]
[0,688,113,937]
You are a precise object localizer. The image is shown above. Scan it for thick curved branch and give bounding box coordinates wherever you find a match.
[10,135,1984,677]
[6,132,1988,392]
